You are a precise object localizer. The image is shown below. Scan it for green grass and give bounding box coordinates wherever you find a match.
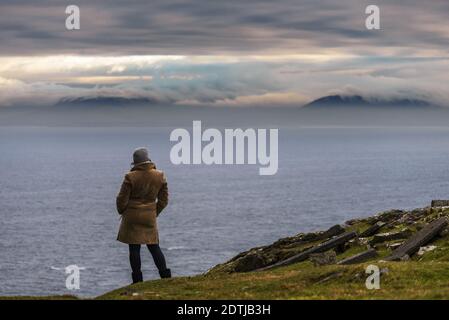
[4,260,449,300]
[97,261,449,300]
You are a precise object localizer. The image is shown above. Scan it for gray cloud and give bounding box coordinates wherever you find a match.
[0,0,448,55]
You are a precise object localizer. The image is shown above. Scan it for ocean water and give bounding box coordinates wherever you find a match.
[2,125,449,297]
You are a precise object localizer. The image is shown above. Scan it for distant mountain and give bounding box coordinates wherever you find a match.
[302,95,435,109]
[55,96,159,107]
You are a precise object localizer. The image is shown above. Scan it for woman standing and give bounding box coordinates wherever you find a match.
[116,147,171,283]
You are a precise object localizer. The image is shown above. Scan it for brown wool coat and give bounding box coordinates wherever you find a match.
[116,162,168,244]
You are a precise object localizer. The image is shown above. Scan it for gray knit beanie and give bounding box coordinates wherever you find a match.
[132,147,150,165]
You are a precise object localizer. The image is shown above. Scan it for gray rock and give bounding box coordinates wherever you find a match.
[273,224,345,248]
[368,209,406,224]
[440,228,449,237]
[387,242,403,250]
[417,245,437,256]
[309,251,337,266]
[431,200,449,207]
[338,249,378,265]
[360,221,387,237]
[400,254,410,261]
[369,229,413,245]
[385,217,448,261]
[409,208,429,218]
[345,218,362,226]
[301,224,345,242]
[233,253,267,272]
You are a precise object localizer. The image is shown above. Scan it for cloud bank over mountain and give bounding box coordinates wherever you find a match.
[1,55,449,108]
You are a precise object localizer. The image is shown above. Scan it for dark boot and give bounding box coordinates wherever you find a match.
[159,269,171,279]
[132,271,143,284]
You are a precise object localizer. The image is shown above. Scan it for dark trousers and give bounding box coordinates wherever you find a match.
[129,244,167,274]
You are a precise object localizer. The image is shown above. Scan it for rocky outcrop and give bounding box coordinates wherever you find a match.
[208,224,345,273]
[255,231,357,271]
[208,202,449,274]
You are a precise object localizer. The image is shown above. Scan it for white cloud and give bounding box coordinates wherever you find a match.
[1,54,449,108]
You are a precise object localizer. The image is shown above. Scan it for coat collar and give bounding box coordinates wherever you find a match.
[131,161,156,171]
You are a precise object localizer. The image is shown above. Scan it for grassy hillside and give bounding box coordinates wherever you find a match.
[97,261,449,300]
[98,206,449,300]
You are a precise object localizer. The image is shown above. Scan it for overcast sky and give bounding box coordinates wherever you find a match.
[1,0,449,107]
